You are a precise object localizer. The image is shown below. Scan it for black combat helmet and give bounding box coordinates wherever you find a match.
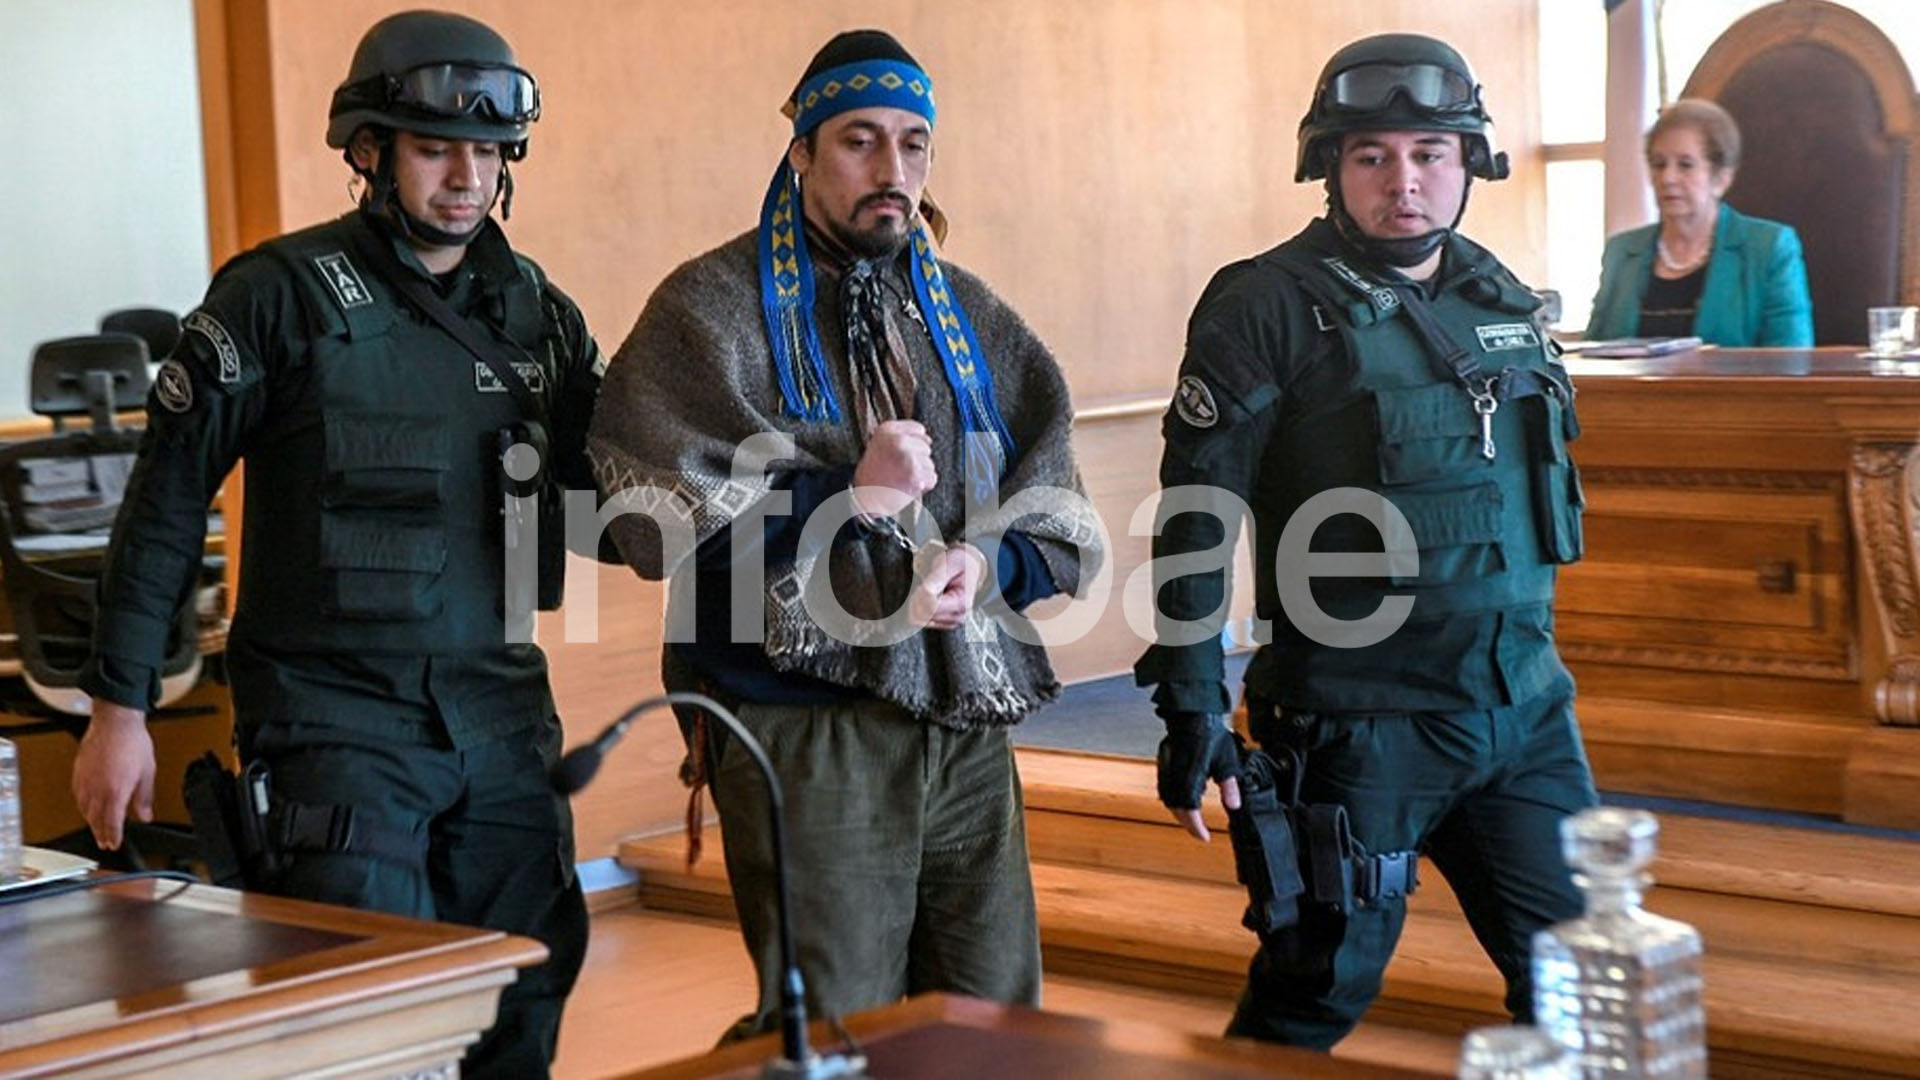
[1295,33,1508,183]
[326,10,539,161]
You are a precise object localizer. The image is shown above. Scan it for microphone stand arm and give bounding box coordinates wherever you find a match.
[590,693,865,1079]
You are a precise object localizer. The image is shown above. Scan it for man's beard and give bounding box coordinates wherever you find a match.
[831,193,914,258]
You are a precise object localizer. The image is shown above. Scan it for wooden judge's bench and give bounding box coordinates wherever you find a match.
[1559,347,1920,828]
[621,993,1450,1080]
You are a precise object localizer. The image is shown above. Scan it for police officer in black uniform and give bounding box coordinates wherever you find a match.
[71,11,599,1077]
[1135,33,1599,1049]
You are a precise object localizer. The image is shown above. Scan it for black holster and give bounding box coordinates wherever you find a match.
[183,753,426,887]
[181,753,277,888]
[1225,739,1421,934]
[1226,744,1308,934]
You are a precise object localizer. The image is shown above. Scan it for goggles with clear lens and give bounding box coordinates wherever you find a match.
[386,62,540,124]
[1325,62,1478,114]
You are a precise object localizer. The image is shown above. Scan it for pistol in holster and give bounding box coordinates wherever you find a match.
[1226,742,1308,935]
[181,752,279,888]
[1224,734,1421,936]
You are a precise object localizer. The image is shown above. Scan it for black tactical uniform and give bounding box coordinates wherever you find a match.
[84,206,599,1077]
[78,12,599,1078]
[1137,34,1599,1050]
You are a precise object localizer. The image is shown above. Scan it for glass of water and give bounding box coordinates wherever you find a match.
[1868,306,1918,357]
[0,737,22,883]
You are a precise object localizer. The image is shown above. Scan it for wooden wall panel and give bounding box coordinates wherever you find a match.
[1029,402,1257,687]
[255,0,1544,406]
[534,564,682,860]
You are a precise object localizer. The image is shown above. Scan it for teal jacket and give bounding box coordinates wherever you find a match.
[1585,203,1813,346]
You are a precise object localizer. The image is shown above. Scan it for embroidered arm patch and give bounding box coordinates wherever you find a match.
[183,310,242,384]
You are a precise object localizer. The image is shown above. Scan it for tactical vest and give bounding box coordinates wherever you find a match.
[233,215,556,653]
[1254,239,1583,626]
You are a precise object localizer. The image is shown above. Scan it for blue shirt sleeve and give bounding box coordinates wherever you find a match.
[994,530,1059,612]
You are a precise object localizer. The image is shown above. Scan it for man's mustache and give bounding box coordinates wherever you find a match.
[856,191,914,215]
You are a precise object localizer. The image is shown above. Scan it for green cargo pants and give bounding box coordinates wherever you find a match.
[1228,684,1597,1049]
[709,698,1041,1040]
[240,717,588,1080]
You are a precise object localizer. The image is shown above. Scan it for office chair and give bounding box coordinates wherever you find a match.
[99,307,181,371]
[0,334,209,869]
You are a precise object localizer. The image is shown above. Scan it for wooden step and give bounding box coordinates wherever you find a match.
[1572,697,1856,816]
[613,832,1465,1077]
[1024,796,1920,977]
[621,826,1920,1078]
[1044,972,1466,1079]
[625,745,1920,1078]
[1016,747,1920,920]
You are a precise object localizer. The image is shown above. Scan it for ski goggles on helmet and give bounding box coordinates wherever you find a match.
[345,62,541,125]
[1325,62,1478,115]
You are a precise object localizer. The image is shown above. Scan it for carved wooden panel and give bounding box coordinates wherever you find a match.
[1558,470,1855,679]
[1847,441,1920,725]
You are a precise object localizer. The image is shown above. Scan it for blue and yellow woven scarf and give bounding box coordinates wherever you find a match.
[756,58,1015,488]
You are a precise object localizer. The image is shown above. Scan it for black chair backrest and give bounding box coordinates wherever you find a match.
[29,334,151,432]
[98,308,181,367]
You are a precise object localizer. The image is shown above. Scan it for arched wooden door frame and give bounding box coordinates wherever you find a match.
[1682,0,1920,305]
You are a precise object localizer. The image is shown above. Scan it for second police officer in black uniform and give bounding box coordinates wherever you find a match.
[1135,34,1600,1049]
[71,12,601,1077]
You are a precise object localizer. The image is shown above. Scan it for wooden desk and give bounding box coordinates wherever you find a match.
[1559,346,1920,826]
[620,994,1450,1080]
[0,876,545,1079]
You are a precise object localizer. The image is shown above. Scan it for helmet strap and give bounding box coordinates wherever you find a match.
[1326,165,1473,270]
[348,128,500,250]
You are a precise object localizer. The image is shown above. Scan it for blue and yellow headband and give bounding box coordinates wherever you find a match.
[788,59,935,134]
[756,56,1014,490]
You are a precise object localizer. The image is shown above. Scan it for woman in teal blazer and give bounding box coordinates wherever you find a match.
[1585,100,1813,347]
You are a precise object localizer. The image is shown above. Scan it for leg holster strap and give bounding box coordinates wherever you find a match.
[269,801,427,867]
[1303,804,1357,914]
[1302,803,1420,917]
[1358,849,1420,903]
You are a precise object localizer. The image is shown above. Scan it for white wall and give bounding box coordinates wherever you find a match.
[1,0,209,420]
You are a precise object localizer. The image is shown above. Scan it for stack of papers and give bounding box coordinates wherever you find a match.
[1562,336,1705,358]
[0,847,97,894]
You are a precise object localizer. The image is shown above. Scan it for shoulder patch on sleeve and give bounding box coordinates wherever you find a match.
[154,358,196,413]
[1174,375,1219,429]
[182,310,241,383]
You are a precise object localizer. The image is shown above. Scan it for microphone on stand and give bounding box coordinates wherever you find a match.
[553,693,867,1080]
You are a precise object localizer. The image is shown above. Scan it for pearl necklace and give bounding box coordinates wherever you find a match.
[1656,235,1710,274]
